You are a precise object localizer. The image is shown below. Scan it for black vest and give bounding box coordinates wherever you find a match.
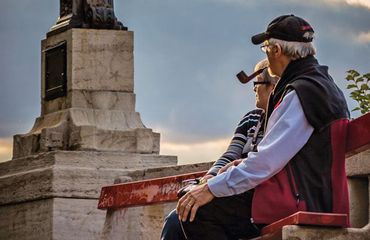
[266,56,349,213]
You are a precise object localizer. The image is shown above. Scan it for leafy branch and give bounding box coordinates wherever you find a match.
[346,70,370,114]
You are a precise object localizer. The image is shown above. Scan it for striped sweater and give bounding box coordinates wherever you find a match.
[207,109,265,176]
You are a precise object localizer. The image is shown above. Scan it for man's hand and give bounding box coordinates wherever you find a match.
[217,159,243,175]
[176,183,214,222]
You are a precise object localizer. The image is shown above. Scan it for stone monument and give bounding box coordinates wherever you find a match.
[0,1,177,239]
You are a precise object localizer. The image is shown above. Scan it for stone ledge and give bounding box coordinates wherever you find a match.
[0,151,178,205]
[0,198,106,240]
[2,151,177,176]
[346,149,370,177]
[281,224,370,240]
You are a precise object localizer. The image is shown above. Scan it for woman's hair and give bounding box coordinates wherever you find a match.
[268,38,316,60]
[254,59,279,84]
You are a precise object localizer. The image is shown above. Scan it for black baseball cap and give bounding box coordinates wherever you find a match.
[251,14,314,45]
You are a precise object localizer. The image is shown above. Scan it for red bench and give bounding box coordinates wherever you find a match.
[254,211,348,240]
[98,112,370,238]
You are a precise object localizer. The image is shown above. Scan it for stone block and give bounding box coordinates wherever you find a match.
[41,29,133,96]
[52,198,106,240]
[70,90,137,111]
[13,133,41,159]
[348,178,369,228]
[281,224,370,240]
[346,149,370,177]
[70,29,134,92]
[69,126,158,153]
[42,91,137,114]
[13,107,160,156]
[0,198,107,240]
[14,28,155,157]
[0,151,177,205]
[0,199,53,240]
[101,202,176,240]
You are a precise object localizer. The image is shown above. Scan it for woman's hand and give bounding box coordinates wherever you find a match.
[217,159,243,175]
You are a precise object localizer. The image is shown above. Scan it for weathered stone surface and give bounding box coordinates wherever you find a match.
[13,108,159,157]
[70,91,137,111]
[0,199,53,240]
[70,29,133,92]
[0,151,177,205]
[42,29,133,98]
[0,156,213,240]
[348,178,369,228]
[13,29,154,158]
[282,224,370,240]
[43,91,137,114]
[113,161,213,183]
[53,198,106,240]
[346,149,370,229]
[346,149,370,177]
[68,125,159,153]
[101,203,176,240]
[0,198,106,240]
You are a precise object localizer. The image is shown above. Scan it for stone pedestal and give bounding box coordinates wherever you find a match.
[0,151,177,240]
[13,29,160,158]
[0,29,177,240]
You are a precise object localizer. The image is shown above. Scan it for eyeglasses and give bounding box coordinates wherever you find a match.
[260,43,276,53]
[253,81,270,87]
[260,45,269,53]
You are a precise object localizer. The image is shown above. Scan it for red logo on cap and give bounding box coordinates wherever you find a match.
[301,25,312,31]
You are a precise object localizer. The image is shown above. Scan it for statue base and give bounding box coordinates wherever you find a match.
[0,151,177,239]
[13,29,160,158]
[1,28,179,239]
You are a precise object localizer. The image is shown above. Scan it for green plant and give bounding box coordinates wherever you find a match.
[346,70,370,114]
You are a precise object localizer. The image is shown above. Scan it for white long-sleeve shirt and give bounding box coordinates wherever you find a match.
[207,90,314,197]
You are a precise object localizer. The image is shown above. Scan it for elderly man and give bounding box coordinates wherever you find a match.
[163,14,350,240]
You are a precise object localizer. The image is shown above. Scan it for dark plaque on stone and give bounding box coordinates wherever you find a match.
[45,42,67,101]
[48,0,127,36]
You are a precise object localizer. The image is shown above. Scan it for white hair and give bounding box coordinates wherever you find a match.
[268,38,316,60]
[254,58,279,84]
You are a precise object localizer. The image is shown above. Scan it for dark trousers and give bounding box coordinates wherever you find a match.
[161,191,261,240]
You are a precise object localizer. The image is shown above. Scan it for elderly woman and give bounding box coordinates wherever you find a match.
[161,59,279,240]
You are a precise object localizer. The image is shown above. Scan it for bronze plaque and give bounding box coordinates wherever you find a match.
[45,42,67,101]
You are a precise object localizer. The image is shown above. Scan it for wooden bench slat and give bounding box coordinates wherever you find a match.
[260,211,348,235]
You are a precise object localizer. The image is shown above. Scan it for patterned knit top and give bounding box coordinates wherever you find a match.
[207,109,265,176]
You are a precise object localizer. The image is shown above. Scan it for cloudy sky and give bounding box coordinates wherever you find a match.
[0,0,369,164]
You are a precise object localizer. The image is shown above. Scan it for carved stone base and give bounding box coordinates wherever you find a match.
[13,107,160,158]
[13,29,158,158]
[0,151,177,205]
[0,198,105,240]
[0,150,179,240]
